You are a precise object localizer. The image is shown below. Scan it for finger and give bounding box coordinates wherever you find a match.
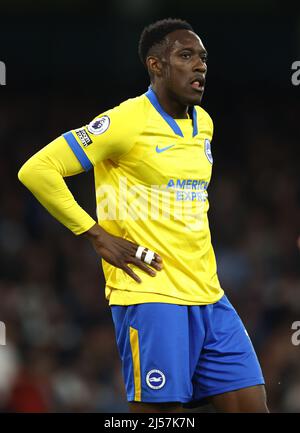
[139,252,163,270]
[122,265,142,283]
[140,249,162,265]
[130,258,157,277]
[118,238,140,256]
[133,246,163,266]
[154,254,163,263]
[151,260,163,271]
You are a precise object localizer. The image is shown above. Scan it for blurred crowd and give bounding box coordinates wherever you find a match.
[0,84,299,412]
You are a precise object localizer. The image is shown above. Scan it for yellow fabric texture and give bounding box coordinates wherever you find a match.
[18,92,224,306]
[63,94,224,305]
[18,136,96,235]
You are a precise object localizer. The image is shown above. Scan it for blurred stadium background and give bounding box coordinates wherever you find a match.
[0,0,300,412]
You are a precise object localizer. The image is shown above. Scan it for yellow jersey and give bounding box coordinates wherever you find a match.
[62,88,224,305]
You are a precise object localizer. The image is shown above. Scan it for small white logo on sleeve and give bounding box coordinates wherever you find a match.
[146,369,166,389]
[204,138,213,164]
[87,115,110,135]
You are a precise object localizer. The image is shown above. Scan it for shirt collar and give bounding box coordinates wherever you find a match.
[145,86,198,138]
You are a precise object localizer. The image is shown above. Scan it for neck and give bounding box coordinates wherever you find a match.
[151,82,189,119]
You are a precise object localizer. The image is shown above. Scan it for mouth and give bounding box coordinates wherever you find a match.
[190,77,205,92]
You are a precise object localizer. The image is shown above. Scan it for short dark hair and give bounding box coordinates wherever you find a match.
[138,18,194,67]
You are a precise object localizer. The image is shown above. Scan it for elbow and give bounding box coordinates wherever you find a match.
[18,159,36,189]
[18,161,30,186]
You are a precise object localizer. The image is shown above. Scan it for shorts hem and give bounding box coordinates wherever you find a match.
[127,395,191,403]
[194,377,265,401]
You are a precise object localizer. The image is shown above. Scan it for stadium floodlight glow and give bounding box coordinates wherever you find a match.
[0,61,6,86]
[291,61,300,86]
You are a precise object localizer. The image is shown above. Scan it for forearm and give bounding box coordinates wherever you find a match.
[18,137,96,235]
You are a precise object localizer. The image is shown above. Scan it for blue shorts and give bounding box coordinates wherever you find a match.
[111,295,265,404]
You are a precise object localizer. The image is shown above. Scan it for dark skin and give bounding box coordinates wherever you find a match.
[147,29,208,119]
[82,29,269,413]
[82,223,163,283]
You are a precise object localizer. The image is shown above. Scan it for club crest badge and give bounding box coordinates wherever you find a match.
[146,370,166,390]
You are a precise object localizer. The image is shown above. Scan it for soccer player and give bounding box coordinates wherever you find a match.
[18,18,269,413]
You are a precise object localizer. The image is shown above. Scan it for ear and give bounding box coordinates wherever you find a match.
[146,56,163,78]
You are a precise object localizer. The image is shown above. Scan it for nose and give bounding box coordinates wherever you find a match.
[193,56,207,73]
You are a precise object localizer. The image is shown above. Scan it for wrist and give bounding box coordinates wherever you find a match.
[82,223,106,241]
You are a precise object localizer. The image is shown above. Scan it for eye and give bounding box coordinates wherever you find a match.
[181,52,191,59]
